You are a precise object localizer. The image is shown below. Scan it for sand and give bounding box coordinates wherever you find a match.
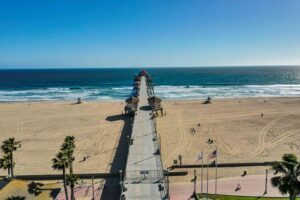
[0,97,299,182]
[0,101,125,176]
[156,97,300,181]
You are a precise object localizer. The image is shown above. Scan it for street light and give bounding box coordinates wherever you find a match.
[127,135,130,147]
[193,170,197,198]
[264,168,272,196]
[119,170,123,189]
[92,176,95,200]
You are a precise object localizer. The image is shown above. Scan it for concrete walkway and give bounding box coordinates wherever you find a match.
[170,174,291,200]
[123,76,167,200]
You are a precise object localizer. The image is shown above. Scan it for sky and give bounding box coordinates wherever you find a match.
[0,0,300,68]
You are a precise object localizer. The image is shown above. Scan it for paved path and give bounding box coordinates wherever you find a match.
[170,174,290,200]
[56,181,102,200]
[123,76,167,200]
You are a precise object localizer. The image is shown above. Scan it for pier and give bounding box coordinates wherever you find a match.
[121,71,168,200]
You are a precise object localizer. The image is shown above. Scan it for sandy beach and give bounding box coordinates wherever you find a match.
[0,101,125,176]
[0,97,299,182]
[157,97,300,181]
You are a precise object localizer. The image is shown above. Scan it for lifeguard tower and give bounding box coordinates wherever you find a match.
[124,96,139,115]
[148,96,163,116]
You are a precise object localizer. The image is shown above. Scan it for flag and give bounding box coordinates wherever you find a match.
[197,152,203,161]
[208,150,217,159]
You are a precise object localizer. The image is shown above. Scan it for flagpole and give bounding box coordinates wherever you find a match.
[206,155,209,197]
[201,150,203,194]
[215,147,218,195]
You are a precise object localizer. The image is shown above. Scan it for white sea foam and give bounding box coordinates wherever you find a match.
[154,85,300,99]
[0,85,299,101]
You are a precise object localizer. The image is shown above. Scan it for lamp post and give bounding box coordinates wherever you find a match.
[127,135,130,147]
[92,176,95,200]
[166,171,170,199]
[119,170,123,189]
[178,155,182,165]
[264,169,268,195]
[193,170,197,198]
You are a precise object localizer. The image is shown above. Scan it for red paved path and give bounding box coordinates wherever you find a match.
[56,182,102,200]
[170,174,289,200]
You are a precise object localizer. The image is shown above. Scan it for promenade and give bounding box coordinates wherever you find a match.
[122,75,168,199]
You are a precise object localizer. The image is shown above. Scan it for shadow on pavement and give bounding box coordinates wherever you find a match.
[100,114,133,200]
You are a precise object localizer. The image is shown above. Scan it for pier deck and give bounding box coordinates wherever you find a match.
[123,76,167,200]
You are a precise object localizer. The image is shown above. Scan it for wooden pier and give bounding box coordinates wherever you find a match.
[121,72,168,200]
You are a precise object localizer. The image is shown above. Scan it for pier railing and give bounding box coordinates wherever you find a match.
[149,95,169,199]
[125,170,163,182]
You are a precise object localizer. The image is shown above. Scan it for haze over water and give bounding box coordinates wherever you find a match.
[0,66,299,101]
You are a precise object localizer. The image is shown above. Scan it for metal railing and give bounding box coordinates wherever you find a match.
[125,170,163,181]
[149,95,169,199]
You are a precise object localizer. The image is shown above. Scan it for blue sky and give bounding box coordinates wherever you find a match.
[0,0,300,68]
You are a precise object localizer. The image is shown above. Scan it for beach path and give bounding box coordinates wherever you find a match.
[170,174,288,200]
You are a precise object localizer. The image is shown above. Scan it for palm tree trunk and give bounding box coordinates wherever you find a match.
[69,161,73,174]
[63,167,69,200]
[10,151,14,178]
[69,159,74,200]
[7,167,10,178]
[289,191,296,200]
[71,183,75,200]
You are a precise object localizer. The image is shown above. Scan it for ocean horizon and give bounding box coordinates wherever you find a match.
[0,66,300,102]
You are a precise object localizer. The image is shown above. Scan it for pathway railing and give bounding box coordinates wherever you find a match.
[149,91,169,199]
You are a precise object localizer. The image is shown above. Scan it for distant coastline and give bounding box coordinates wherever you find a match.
[0,65,299,70]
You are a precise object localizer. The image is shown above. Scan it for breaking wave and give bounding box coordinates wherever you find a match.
[0,84,299,101]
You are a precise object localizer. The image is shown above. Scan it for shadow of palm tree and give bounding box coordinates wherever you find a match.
[27,181,61,198]
[50,188,62,199]
[5,196,26,200]
[27,181,44,196]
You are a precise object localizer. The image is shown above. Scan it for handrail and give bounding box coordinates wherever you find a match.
[148,92,169,199]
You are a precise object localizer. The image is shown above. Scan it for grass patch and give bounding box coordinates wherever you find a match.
[197,194,298,200]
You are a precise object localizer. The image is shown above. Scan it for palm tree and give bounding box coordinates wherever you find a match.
[1,138,21,178]
[0,154,11,177]
[271,154,300,200]
[52,151,69,200]
[60,136,76,199]
[63,136,75,151]
[67,174,79,200]
[62,136,75,175]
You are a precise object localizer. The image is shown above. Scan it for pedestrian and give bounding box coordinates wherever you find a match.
[178,155,182,165]
[235,184,241,191]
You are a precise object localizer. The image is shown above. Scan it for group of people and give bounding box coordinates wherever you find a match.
[190,127,196,134]
[207,139,214,144]
[80,155,91,162]
[189,122,202,135]
[235,170,247,191]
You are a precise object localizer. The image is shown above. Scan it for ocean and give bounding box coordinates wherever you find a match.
[0,66,299,102]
